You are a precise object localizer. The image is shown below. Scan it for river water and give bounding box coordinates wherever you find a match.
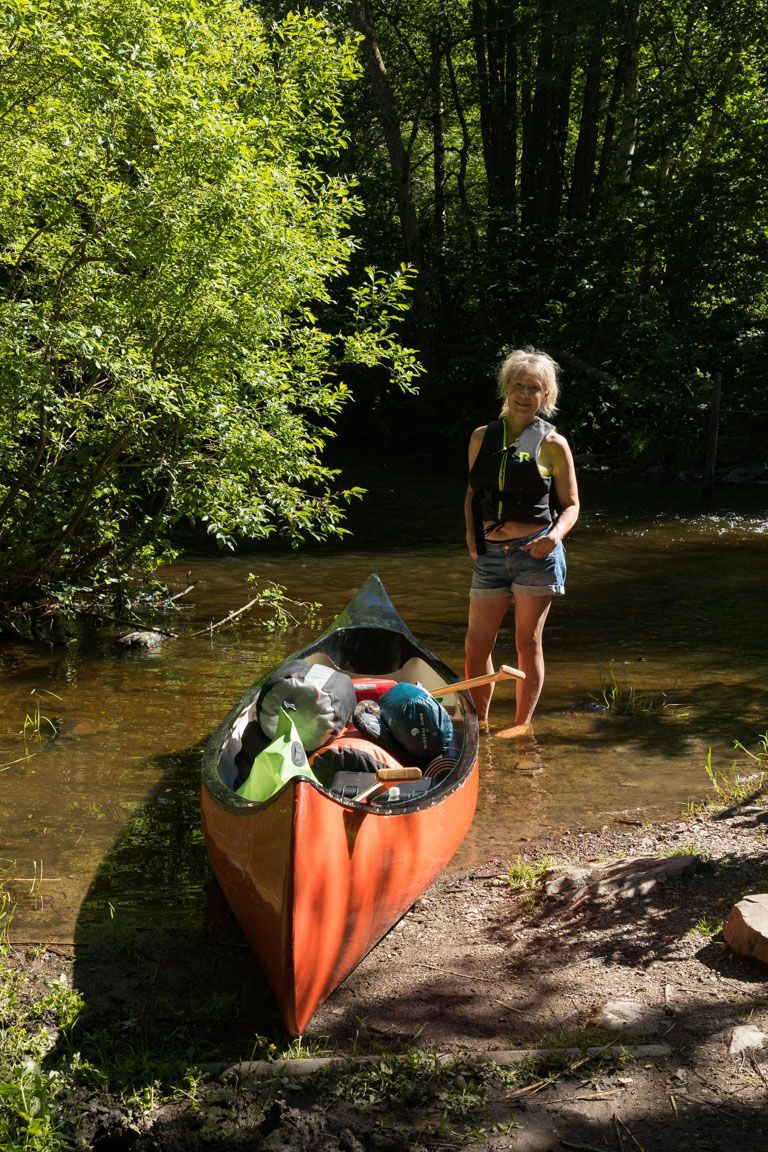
[1,453,767,944]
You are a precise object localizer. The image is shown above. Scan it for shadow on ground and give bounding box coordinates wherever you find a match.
[67,745,290,1075]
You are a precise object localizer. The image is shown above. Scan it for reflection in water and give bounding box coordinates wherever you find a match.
[1,468,767,942]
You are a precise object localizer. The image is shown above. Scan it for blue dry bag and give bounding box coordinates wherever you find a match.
[378,682,453,764]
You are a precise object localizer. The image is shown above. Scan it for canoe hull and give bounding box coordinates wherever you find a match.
[201,756,478,1035]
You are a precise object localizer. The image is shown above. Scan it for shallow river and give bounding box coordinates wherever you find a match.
[1,453,767,944]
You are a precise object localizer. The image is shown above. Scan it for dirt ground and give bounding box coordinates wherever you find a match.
[11,796,768,1152]
[300,803,768,1152]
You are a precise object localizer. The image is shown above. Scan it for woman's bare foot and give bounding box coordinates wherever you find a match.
[494,721,534,740]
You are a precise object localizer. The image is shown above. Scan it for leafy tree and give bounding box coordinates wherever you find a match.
[0,0,422,623]
[329,0,768,464]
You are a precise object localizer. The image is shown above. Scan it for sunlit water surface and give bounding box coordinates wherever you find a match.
[2,460,767,944]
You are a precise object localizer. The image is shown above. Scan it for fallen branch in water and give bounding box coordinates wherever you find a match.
[191,597,261,638]
[72,600,178,637]
[191,582,322,638]
[166,580,196,603]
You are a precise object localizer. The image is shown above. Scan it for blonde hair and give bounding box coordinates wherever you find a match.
[497,348,560,418]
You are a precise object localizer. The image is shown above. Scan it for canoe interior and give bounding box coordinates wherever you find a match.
[217,641,466,798]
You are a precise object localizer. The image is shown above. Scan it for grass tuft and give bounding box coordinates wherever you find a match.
[690,916,723,938]
[597,662,687,715]
[504,854,568,915]
[689,736,768,815]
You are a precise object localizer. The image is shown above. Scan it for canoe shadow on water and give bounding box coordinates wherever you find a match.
[69,745,290,1073]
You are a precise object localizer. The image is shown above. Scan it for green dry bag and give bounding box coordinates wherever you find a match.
[235,707,321,803]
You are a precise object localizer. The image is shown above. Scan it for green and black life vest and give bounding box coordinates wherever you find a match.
[468,417,555,555]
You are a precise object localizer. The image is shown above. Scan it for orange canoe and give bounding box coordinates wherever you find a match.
[200,574,479,1036]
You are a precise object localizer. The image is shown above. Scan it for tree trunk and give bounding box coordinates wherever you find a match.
[568,18,606,219]
[472,0,517,225]
[697,46,743,165]
[590,57,622,216]
[520,0,571,229]
[431,29,450,327]
[348,0,435,373]
[703,371,722,500]
[658,10,694,182]
[445,45,480,257]
[612,0,642,186]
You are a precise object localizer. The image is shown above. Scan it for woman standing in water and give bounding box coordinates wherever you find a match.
[464,348,579,734]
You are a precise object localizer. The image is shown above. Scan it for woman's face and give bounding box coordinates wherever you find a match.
[507,366,548,418]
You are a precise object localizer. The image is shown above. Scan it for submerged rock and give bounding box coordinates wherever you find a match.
[117,630,165,649]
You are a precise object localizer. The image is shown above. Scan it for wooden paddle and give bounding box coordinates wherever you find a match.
[352,766,422,804]
[429,664,525,697]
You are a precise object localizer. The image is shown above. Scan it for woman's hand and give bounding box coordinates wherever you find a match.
[522,533,558,558]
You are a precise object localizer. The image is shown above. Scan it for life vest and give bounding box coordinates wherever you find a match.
[468,417,555,555]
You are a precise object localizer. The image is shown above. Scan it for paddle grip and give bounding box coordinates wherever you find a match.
[376,767,422,781]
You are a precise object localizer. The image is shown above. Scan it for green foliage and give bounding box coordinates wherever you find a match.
[19,691,60,745]
[247,578,322,633]
[697,734,768,812]
[337,0,768,459]
[597,663,687,715]
[313,1046,498,1133]
[505,853,564,914]
[505,854,564,892]
[0,961,84,1152]
[0,0,423,619]
[0,888,12,953]
[690,916,723,938]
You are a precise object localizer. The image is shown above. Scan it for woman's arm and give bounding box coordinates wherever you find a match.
[465,427,486,558]
[524,432,579,556]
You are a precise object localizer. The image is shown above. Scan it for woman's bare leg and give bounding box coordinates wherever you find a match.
[511,594,553,725]
[464,594,512,721]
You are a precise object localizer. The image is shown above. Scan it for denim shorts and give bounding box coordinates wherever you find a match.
[470,529,566,598]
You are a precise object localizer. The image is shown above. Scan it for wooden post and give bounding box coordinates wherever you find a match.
[703,370,722,499]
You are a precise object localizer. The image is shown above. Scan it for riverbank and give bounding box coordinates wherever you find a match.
[4,779,768,1152]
